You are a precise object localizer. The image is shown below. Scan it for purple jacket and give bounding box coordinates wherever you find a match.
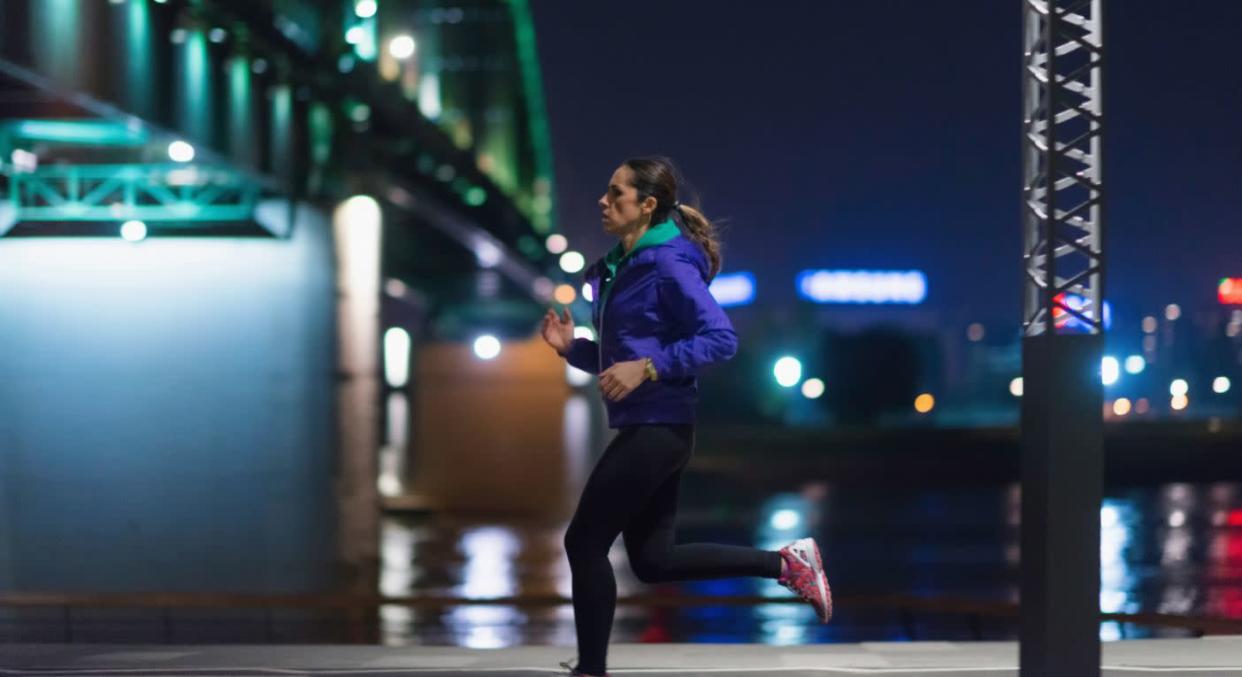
[561,220,738,428]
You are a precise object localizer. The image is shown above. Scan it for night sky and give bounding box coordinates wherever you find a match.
[528,1,1242,330]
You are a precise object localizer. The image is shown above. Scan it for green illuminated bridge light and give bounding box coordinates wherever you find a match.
[4,119,149,146]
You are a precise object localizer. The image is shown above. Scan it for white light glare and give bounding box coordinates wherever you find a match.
[773,356,802,388]
[389,35,416,60]
[120,220,147,242]
[559,251,585,274]
[473,335,501,360]
[1101,356,1120,386]
[384,327,411,388]
[168,140,195,162]
[474,240,502,268]
[769,509,801,531]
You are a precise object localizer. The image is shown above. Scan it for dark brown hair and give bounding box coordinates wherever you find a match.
[622,156,722,279]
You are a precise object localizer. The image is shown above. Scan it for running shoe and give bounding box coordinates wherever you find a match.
[777,537,833,623]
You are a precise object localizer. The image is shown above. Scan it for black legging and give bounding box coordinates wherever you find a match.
[563,424,783,675]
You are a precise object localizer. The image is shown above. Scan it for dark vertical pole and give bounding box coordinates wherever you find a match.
[1020,333,1103,675]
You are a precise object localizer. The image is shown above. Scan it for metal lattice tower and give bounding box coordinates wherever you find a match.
[1019,3,1106,676]
[1022,0,1105,336]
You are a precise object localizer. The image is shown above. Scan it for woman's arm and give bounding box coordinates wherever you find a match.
[649,250,738,379]
[562,337,602,375]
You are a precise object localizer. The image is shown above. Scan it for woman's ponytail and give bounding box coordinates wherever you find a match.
[622,156,724,280]
[675,204,722,280]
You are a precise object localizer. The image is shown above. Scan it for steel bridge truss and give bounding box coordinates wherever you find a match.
[0,163,264,235]
[1022,0,1105,336]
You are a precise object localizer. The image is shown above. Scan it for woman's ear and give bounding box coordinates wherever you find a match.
[640,195,658,215]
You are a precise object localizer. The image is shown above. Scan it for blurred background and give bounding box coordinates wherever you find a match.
[0,0,1241,650]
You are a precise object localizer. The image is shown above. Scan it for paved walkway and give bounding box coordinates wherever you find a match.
[3,638,1242,676]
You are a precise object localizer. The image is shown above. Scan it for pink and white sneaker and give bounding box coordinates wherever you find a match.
[777,537,833,623]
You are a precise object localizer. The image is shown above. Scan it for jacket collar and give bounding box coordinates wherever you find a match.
[602,219,680,277]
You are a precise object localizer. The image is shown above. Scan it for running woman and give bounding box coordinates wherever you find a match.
[540,157,832,677]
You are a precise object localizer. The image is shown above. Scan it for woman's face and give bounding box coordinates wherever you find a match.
[598,165,653,236]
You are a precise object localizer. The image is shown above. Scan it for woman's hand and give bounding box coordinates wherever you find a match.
[599,359,648,401]
[541,306,575,355]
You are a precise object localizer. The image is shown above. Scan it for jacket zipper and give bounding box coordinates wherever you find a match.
[597,264,623,375]
[597,272,607,374]
[596,247,645,375]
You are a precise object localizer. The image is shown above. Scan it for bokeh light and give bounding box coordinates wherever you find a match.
[914,393,935,414]
[473,335,501,360]
[773,357,802,388]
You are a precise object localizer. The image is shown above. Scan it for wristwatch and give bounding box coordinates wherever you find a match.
[643,356,659,382]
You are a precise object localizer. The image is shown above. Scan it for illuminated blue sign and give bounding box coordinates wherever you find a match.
[710,271,755,307]
[796,269,927,304]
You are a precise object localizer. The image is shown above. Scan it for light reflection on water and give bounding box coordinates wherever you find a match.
[1099,496,1137,641]
[447,527,524,649]
[378,480,1242,647]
